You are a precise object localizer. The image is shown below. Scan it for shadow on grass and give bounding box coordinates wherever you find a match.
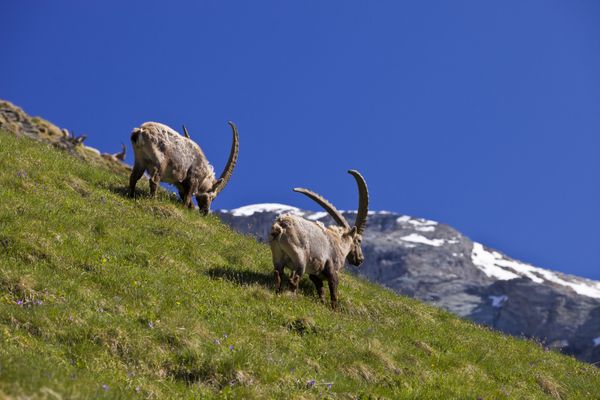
[107,184,142,199]
[207,266,273,288]
[107,184,183,205]
[207,266,317,296]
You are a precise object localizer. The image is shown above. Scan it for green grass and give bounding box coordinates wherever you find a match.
[0,132,599,399]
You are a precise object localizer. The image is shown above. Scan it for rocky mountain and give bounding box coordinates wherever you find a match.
[217,204,600,364]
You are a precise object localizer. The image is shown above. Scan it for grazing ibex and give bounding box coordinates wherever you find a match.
[129,121,239,214]
[269,170,369,309]
[61,129,87,145]
[101,143,126,162]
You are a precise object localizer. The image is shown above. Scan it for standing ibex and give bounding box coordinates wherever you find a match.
[129,121,239,214]
[269,170,369,309]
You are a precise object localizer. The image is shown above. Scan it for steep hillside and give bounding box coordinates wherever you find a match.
[218,205,600,365]
[1,126,600,398]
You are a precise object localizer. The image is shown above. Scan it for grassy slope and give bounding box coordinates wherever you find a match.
[0,133,598,400]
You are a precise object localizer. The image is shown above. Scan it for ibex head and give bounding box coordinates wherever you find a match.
[294,169,369,266]
[196,121,239,215]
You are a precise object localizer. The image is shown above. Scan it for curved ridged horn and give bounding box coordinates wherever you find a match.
[348,169,369,234]
[115,143,126,161]
[212,121,239,195]
[182,124,191,139]
[293,188,349,229]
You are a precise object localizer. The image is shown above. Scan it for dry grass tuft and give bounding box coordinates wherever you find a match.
[536,374,563,399]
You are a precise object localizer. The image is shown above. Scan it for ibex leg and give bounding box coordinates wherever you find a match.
[128,163,145,198]
[309,274,325,303]
[324,265,339,310]
[149,169,161,197]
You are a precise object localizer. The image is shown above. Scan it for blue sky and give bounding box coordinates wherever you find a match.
[1,1,599,279]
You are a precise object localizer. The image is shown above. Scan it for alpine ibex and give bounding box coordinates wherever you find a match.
[101,143,126,162]
[129,121,239,214]
[269,170,369,309]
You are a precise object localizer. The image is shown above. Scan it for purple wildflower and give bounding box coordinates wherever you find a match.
[327,383,333,390]
[307,379,316,388]
[229,345,234,351]
[148,321,154,329]
[36,300,43,306]
[102,384,109,391]
[16,300,23,306]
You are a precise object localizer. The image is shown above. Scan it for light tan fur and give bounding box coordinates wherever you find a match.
[269,170,368,309]
[128,121,238,214]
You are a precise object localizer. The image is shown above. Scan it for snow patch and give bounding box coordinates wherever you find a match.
[306,211,328,220]
[471,243,521,281]
[472,242,600,299]
[593,337,600,347]
[400,234,445,247]
[488,295,508,308]
[415,226,435,232]
[408,218,438,227]
[226,204,393,221]
[343,210,391,215]
[397,216,439,233]
[229,203,302,217]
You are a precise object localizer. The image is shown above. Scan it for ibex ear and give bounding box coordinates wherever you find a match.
[344,226,358,238]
